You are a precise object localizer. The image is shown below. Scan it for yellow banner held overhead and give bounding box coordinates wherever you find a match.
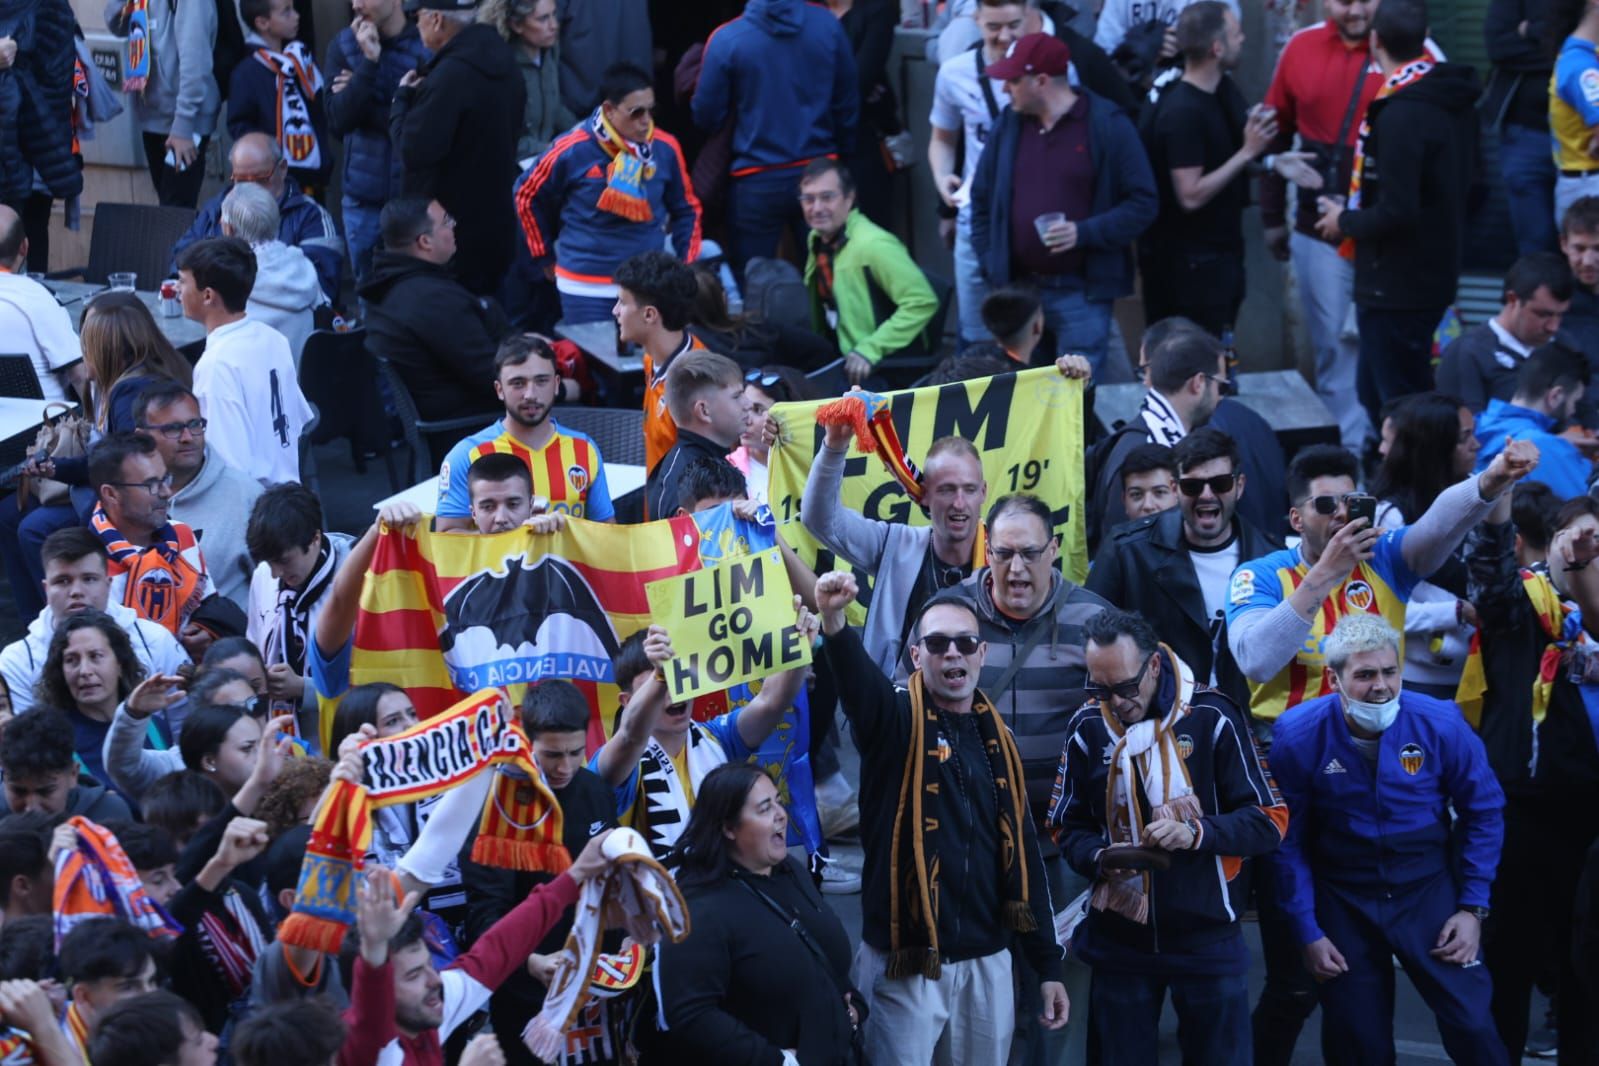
[765,368,1088,618]
[644,548,812,703]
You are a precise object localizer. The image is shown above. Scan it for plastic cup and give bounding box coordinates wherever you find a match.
[1034,212,1067,243]
[108,272,137,292]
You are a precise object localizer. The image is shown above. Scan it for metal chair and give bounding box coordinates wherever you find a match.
[373,355,498,488]
[552,406,647,467]
[298,328,399,496]
[0,354,45,399]
[47,203,197,289]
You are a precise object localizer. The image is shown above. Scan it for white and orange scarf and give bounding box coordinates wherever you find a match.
[253,40,324,172]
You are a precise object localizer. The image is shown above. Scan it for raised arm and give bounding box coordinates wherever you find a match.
[1400,438,1539,578]
[592,626,674,788]
[799,424,892,570]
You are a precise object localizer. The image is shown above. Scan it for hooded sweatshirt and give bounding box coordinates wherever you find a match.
[0,601,191,717]
[245,239,327,363]
[167,447,265,608]
[103,0,220,138]
[693,0,860,176]
[1336,62,1481,311]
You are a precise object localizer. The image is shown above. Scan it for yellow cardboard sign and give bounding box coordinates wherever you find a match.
[643,548,812,703]
[765,368,1088,623]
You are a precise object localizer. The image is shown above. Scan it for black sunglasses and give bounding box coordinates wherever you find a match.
[1304,493,1355,516]
[1085,653,1154,704]
[920,632,981,655]
[1178,474,1236,498]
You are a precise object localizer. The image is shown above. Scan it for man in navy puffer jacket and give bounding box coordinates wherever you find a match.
[323,0,427,283]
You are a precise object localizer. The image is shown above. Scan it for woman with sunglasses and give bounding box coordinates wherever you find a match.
[728,366,822,505]
[1369,392,1483,699]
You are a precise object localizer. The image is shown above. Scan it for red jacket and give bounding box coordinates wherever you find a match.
[338,872,580,1066]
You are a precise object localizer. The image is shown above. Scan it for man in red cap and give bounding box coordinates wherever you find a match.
[968,32,1156,379]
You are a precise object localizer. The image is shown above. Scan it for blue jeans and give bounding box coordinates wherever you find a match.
[1034,282,1112,374]
[343,196,383,287]
[1290,231,1371,452]
[1092,967,1252,1066]
[953,208,990,346]
[1498,123,1559,256]
[0,498,77,622]
[728,169,808,273]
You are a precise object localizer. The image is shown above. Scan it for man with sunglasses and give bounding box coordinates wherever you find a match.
[135,382,263,609]
[514,62,702,326]
[815,573,1068,1064]
[1048,608,1287,1065]
[1089,428,1277,711]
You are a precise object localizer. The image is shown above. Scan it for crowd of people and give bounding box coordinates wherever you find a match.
[2,0,1599,1062]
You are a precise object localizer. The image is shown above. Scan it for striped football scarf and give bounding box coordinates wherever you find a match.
[280,690,568,952]
[815,391,986,566]
[591,107,655,222]
[253,41,324,171]
[90,503,206,635]
[1341,57,1434,259]
[53,817,184,949]
[119,0,151,93]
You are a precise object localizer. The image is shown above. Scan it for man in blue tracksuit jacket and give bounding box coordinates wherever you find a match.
[514,63,701,325]
[1269,613,1506,1066]
[1473,343,1592,501]
[691,0,858,272]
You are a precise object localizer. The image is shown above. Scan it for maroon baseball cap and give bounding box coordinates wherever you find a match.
[985,33,1072,80]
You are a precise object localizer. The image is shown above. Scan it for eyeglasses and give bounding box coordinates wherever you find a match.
[920,632,982,655]
[108,474,174,494]
[1084,653,1155,704]
[989,543,1051,564]
[1207,373,1238,397]
[137,417,207,439]
[1303,493,1355,516]
[798,190,842,207]
[1178,473,1236,497]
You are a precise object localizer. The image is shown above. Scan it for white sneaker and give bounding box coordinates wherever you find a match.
[817,854,862,895]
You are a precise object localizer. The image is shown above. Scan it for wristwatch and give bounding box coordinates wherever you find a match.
[1183,815,1203,849]
[1463,905,1491,921]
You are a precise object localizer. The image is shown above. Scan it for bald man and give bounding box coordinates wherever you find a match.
[0,206,86,402]
[168,133,344,301]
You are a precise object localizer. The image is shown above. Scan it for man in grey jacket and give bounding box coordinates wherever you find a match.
[135,381,264,609]
[105,0,221,206]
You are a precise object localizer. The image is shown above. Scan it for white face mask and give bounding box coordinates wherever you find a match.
[1343,692,1400,733]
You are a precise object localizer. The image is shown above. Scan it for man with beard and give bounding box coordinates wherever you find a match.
[436,333,615,531]
[1088,428,1279,710]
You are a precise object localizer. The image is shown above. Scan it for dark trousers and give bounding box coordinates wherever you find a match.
[1251,858,1321,1066]
[1355,304,1445,426]
[727,168,808,273]
[1092,967,1252,1066]
[140,132,210,208]
[1318,874,1505,1066]
[1485,796,1599,1063]
[1140,245,1245,338]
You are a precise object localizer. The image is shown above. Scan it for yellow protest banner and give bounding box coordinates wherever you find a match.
[643,547,812,703]
[766,368,1087,620]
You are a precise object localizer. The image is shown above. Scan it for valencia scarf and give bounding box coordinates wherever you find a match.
[629,729,729,857]
[1093,647,1204,924]
[524,828,689,1061]
[262,536,336,715]
[1341,57,1434,259]
[196,889,270,1000]
[815,391,986,566]
[280,690,569,952]
[591,107,655,222]
[90,503,206,635]
[119,0,151,93]
[886,672,1033,979]
[53,816,184,948]
[252,40,324,172]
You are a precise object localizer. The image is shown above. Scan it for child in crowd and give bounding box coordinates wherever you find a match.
[227,0,331,193]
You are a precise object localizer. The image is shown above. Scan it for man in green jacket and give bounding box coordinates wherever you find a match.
[801,158,938,384]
